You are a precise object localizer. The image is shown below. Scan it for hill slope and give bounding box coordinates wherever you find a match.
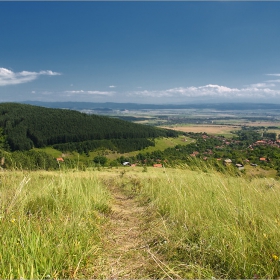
[0,103,177,151]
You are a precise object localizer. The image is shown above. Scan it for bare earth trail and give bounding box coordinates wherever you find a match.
[98,181,176,279]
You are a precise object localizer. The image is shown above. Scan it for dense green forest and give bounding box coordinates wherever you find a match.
[0,103,177,152]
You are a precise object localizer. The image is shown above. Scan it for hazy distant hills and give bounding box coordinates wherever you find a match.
[21,101,280,111]
[0,103,177,151]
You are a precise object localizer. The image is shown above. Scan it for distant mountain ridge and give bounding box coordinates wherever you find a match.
[21,101,280,111]
[0,103,177,151]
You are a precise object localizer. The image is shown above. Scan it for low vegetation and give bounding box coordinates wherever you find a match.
[1,167,280,278]
[0,171,110,279]
[119,166,280,278]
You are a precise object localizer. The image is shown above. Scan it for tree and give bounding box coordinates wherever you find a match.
[93,155,107,166]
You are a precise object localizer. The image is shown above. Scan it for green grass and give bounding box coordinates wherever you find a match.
[34,136,192,163]
[33,147,62,158]
[105,136,193,160]
[2,166,280,278]
[0,171,111,279]
[118,166,280,278]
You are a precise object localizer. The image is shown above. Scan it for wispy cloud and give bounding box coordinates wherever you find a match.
[266,73,280,77]
[129,83,280,100]
[0,68,61,86]
[265,79,280,83]
[109,85,116,88]
[64,90,115,96]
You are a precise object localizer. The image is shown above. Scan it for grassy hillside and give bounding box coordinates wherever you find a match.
[1,167,279,278]
[0,103,177,151]
[122,167,280,278]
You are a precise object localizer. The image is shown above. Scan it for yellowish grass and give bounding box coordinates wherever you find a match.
[162,125,239,135]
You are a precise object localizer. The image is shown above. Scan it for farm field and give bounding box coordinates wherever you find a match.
[109,108,280,137]
[1,167,280,279]
[162,124,239,137]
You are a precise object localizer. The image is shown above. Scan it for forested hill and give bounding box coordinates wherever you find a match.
[0,103,177,151]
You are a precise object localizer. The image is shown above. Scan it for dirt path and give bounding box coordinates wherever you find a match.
[99,182,163,278]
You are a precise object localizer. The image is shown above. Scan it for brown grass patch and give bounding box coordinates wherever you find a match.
[162,125,239,135]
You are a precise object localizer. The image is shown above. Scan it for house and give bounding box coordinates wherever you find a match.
[259,157,266,161]
[235,164,244,170]
[153,164,163,168]
[256,140,266,145]
[122,162,131,166]
[223,159,232,165]
[56,157,64,162]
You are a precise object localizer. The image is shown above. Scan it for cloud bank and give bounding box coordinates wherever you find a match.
[0,68,61,86]
[64,90,115,96]
[129,82,280,100]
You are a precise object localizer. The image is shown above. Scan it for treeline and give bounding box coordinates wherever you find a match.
[234,127,278,145]
[0,150,58,170]
[53,138,155,154]
[117,135,224,165]
[0,103,177,151]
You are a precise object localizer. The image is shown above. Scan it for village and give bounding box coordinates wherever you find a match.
[114,130,280,174]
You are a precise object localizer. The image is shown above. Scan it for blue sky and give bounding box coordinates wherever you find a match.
[1,1,280,104]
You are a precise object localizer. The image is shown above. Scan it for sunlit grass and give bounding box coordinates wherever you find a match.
[2,166,280,278]
[0,171,111,279]
[106,136,192,160]
[119,166,280,278]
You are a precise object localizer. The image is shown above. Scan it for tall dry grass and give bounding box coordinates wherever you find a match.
[121,166,280,278]
[1,166,280,279]
[0,170,110,279]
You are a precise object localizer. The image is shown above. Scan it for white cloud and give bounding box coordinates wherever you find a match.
[109,85,116,88]
[129,83,280,100]
[64,90,114,96]
[266,73,280,77]
[88,91,114,96]
[65,90,85,94]
[265,79,280,83]
[0,67,61,86]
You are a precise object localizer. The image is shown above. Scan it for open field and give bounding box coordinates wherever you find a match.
[162,124,239,136]
[37,136,193,162]
[1,167,280,279]
[106,135,194,160]
[104,108,280,138]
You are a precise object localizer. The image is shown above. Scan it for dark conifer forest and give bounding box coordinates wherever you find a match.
[0,103,178,152]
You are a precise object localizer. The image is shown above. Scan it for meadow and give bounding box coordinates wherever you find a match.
[1,166,280,278]
[0,170,111,279]
[162,124,239,138]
